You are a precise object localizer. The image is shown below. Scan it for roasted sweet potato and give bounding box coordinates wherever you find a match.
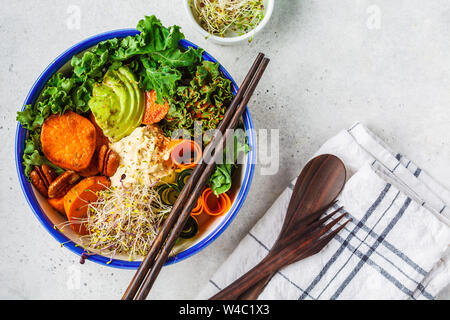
[77,150,100,177]
[64,176,111,235]
[48,196,66,216]
[142,90,170,125]
[76,114,109,177]
[89,112,110,148]
[41,111,96,171]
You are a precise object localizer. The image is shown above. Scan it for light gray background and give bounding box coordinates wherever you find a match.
[1,0,449,299]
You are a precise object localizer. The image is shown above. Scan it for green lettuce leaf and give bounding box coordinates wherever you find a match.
[209,163,233,196]
[209,129,250,196]
[138,57,182,102]
[136,16,184,52]
[17,15,202,179]
[149,47,203,69]
[20,130,64,178]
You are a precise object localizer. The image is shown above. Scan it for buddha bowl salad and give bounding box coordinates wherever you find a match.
[17,16,249,262]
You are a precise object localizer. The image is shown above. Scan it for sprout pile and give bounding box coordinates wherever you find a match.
[81,182,172,262]
[191,0,265,37]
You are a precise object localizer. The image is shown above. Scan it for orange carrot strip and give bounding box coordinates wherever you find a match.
[167,139,184,151]
[191,197,203,216]
[170,139,202,169]
[202,187,232,216]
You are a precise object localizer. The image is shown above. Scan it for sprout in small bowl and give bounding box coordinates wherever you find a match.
[185,0,274,45]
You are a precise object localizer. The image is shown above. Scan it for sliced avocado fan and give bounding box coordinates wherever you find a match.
[88,66,145,142]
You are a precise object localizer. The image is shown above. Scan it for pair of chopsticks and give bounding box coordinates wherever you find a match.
[122,53,270,300]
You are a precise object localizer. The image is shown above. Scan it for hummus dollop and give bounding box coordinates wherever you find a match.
[110,125,173,188]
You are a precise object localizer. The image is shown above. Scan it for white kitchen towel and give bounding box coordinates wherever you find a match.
[197,122,450,300]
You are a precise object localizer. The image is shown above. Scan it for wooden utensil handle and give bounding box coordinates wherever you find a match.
[210,253,284,300]
[210,231,323,300]
[237,272,274,300]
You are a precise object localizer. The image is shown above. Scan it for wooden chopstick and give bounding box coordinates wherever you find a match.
[122,53,267,300]
[133,57,270,300]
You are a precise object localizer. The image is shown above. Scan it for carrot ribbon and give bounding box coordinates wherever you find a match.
[191,197,203,216]
[201,187,231,216]
[169,139,202,170]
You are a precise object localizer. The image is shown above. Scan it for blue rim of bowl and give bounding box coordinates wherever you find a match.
[14,29,255,269]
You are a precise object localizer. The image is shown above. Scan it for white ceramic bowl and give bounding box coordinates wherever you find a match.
[184,0,274,45]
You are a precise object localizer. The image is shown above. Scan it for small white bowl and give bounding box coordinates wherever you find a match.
[184,0,274,46]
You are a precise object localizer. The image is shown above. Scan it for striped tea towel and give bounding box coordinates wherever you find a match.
[197,122,450,300]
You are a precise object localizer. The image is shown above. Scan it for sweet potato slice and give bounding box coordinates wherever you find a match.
[76,114,108,177]
[142,90,170,125]
[77,150,100,177]
[89,112,110,148]
[64,176,110,235]
[48,196,66,216]
[41,111,96,171]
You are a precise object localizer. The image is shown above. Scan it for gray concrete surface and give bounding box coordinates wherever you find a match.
[0,0,449,299]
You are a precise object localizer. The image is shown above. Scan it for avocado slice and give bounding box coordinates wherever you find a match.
[118,66,144,134]
[88,66,145,142]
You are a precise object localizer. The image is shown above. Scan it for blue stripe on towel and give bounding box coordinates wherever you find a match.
[343,210,427,276]
[248,232,313,299]
[331,234,427,299]
[275,271,311,297]
[414,282,435,300]
[315,190,401,299]
[333,229,433,298]
[298,183,392,300]
[414,168,422,177]
[339,226,423,284]
[348,122,360,132]
[210,279,222,291]
[392,162,401,172]
[330,197,412,299]
[248,232,270,251]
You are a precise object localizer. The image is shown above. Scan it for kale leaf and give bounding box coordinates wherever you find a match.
[160,61,233,137]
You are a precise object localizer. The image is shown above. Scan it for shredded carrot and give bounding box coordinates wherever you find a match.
[167,139,184,151]
[191,197,203,216]
[169,139,202,169]
[201,187,231,216]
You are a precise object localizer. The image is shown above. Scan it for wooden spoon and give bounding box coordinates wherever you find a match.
[217,154,346,300]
